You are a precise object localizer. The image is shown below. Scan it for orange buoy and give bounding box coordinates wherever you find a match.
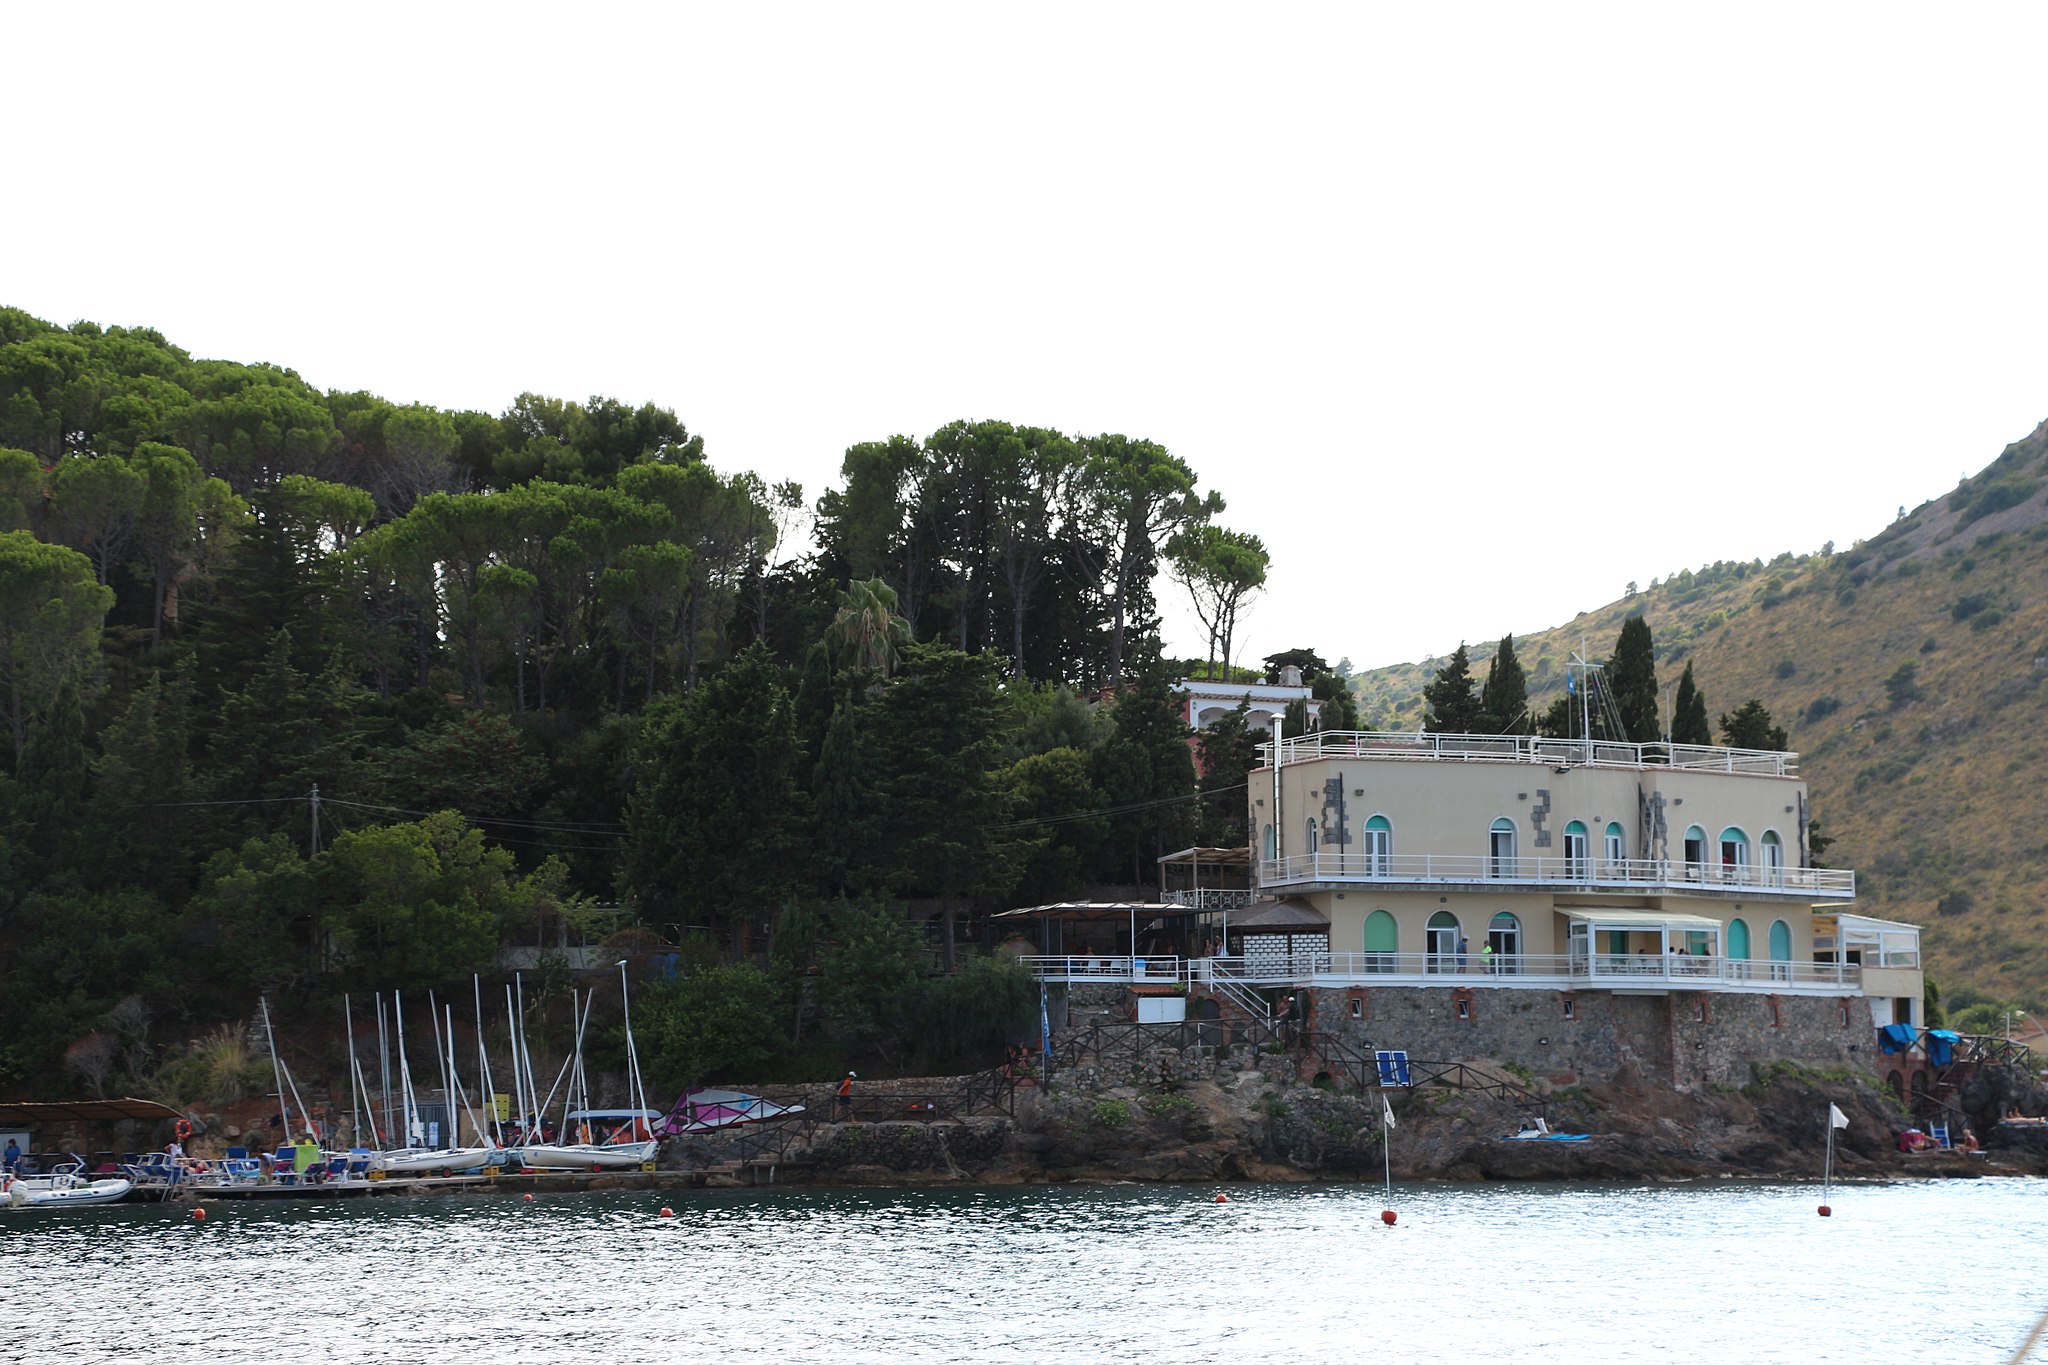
[1818,1205,1832,1217]
[1380,1209,1397,1226]
[192,1207,207,1221]
[659,1206,674,1218]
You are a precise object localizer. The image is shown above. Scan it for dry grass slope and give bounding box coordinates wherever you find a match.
[1352,419,2048,999]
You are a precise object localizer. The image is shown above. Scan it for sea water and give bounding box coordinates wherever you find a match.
[2,1178,2042,1363]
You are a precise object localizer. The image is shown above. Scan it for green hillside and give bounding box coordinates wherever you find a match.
[1352,418,2048,1000]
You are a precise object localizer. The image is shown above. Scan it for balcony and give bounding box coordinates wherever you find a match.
[1261,730,1798,776]
[1020,953,1862,996]
[1259,852,1854,899]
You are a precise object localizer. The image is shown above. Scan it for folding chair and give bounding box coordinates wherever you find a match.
[1375,1050,1412,1087]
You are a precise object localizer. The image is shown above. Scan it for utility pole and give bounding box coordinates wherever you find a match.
[309,783,322,856]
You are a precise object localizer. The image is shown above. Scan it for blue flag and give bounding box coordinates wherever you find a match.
[1040,984,1052,1062]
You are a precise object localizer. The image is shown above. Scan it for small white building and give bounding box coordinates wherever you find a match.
[1174,666,1319,733]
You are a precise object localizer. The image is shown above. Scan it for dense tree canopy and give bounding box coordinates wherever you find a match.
[0,309,1253,1089]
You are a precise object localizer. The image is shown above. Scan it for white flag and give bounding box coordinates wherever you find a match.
[1828,1103,1849,1130]
[1383,1096,1397,1129]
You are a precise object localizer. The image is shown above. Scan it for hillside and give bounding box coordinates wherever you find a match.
[1352,418,2048,1001]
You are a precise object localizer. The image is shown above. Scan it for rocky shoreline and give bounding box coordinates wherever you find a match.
[670,1054,2048,1189]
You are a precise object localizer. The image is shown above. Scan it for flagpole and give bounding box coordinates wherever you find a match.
[1379,1093,1397,1225]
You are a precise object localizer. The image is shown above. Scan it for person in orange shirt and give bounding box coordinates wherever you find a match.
[836,1072,856,1119]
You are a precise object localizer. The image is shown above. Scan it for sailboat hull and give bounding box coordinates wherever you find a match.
[373,1147,506,1175]
[514,1140,659,1170]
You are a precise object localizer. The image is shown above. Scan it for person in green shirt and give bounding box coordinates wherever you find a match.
[293,1134,321,1180]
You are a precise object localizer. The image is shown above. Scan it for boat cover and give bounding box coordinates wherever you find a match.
[1878,1023,1919,1054]
[658,1089,806,1135]
[1924,1029,1961,1067]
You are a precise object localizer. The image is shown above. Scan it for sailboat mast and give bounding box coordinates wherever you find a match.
[474,975,499,1145]
[344,994,362,1146]
[377,993,393,1150]
[260,996,293,1144]
[394,991,418,1147]
[619,958,649,1120]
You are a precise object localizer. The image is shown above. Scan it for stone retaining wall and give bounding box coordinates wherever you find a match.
[1304,984,1869,1090]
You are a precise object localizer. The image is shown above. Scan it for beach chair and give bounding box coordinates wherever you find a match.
[1375,1050,1413,1087]
[1927,1122,1953,1150]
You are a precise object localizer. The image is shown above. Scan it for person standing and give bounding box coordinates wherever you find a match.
[1457,936,1470,972]
[836,1071,856,1120]
[2,1138,18,1171]
[1481,941,1494,974]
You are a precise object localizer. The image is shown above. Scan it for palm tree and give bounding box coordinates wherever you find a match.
[827,577,911,674]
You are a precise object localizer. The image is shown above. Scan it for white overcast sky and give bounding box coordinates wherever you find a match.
[9,4,2047,670]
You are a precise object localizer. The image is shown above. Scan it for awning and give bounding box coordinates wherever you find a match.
[991,901,1207,922]
[1560,909,1726,932]
[0,1097,183,1125]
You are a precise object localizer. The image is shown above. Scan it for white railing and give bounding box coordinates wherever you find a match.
[1260,730,1797,776]
[1160,888,1256,910]
[1021,952,1861,995]
[1258,852,1854,897]
[1020,955,1184,983]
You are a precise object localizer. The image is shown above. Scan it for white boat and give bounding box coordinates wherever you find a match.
[372,1145,508,1175]
[3,1162,133,1208]
[505,965,662,1172]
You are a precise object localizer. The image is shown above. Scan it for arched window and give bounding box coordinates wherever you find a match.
[1363,815,1393,876]
[1719,827,1750,884]
[1305,819,1317,857]
[1363,909,1398,974]
[1262,823,1275,862]
[1603,821,1627,874]
[1563,820,1589,879]
[1761,830,1785,886]
[1489,818,1517,878]
[1728,917,1751,960]
[1683,825,1707,879]
[1427,910,1461,974]
[1487,911,1521,974]
[1768,918,1792,982]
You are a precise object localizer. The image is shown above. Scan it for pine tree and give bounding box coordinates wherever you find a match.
[1194,701,1262,847]
[1607,615,1660,742]
[1670,661,1712,745]
[1719,699,1788,752]
[1422,643,1483,733]
[1478,634,1530,735]
[1089,644,1197,886]
[812,686,882,897]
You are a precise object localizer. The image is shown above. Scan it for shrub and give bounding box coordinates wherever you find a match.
[1951,593,1993,622]
[1091,1098,1132,1128]
[1804,696,1842,724]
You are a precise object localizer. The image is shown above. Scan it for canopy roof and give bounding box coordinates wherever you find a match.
[1560,909,1725,932]
[0,1097,182,1125]
[991,901,1206,922]
[1157,846,1252,867]
[1231,898,1331,931]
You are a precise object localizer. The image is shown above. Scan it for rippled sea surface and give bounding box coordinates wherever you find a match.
[3,1178,2044,1363]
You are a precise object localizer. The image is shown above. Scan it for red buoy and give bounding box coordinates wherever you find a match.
[522,1193,534,1202]
[1818,1205,1832,1217]
[192,1207,206,1221]
[1214,1193,1228,1204]
[659,1206,674,1218]
[1380,1209,1397,1226]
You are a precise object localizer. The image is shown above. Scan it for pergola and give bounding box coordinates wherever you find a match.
[990,901,1208,958]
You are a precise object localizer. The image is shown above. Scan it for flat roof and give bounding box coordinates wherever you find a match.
[1157,846,1252,867]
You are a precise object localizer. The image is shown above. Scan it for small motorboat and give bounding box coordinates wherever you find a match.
[3,1159,134,1208]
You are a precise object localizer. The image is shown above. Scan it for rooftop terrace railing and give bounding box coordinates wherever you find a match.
[1259,852,1855,897]
[1022,952,1862,994]
[1260,730,1799,776]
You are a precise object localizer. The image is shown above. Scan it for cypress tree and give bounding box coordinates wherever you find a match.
[1670,661,1712,745]
[1607,615,1660,742]
[1422,643,1483,734]
[1478,634,1530,735]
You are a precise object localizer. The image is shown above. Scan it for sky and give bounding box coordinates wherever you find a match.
[9,4,2048,672]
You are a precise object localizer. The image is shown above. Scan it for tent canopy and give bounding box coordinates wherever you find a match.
[991,901,1206,922]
